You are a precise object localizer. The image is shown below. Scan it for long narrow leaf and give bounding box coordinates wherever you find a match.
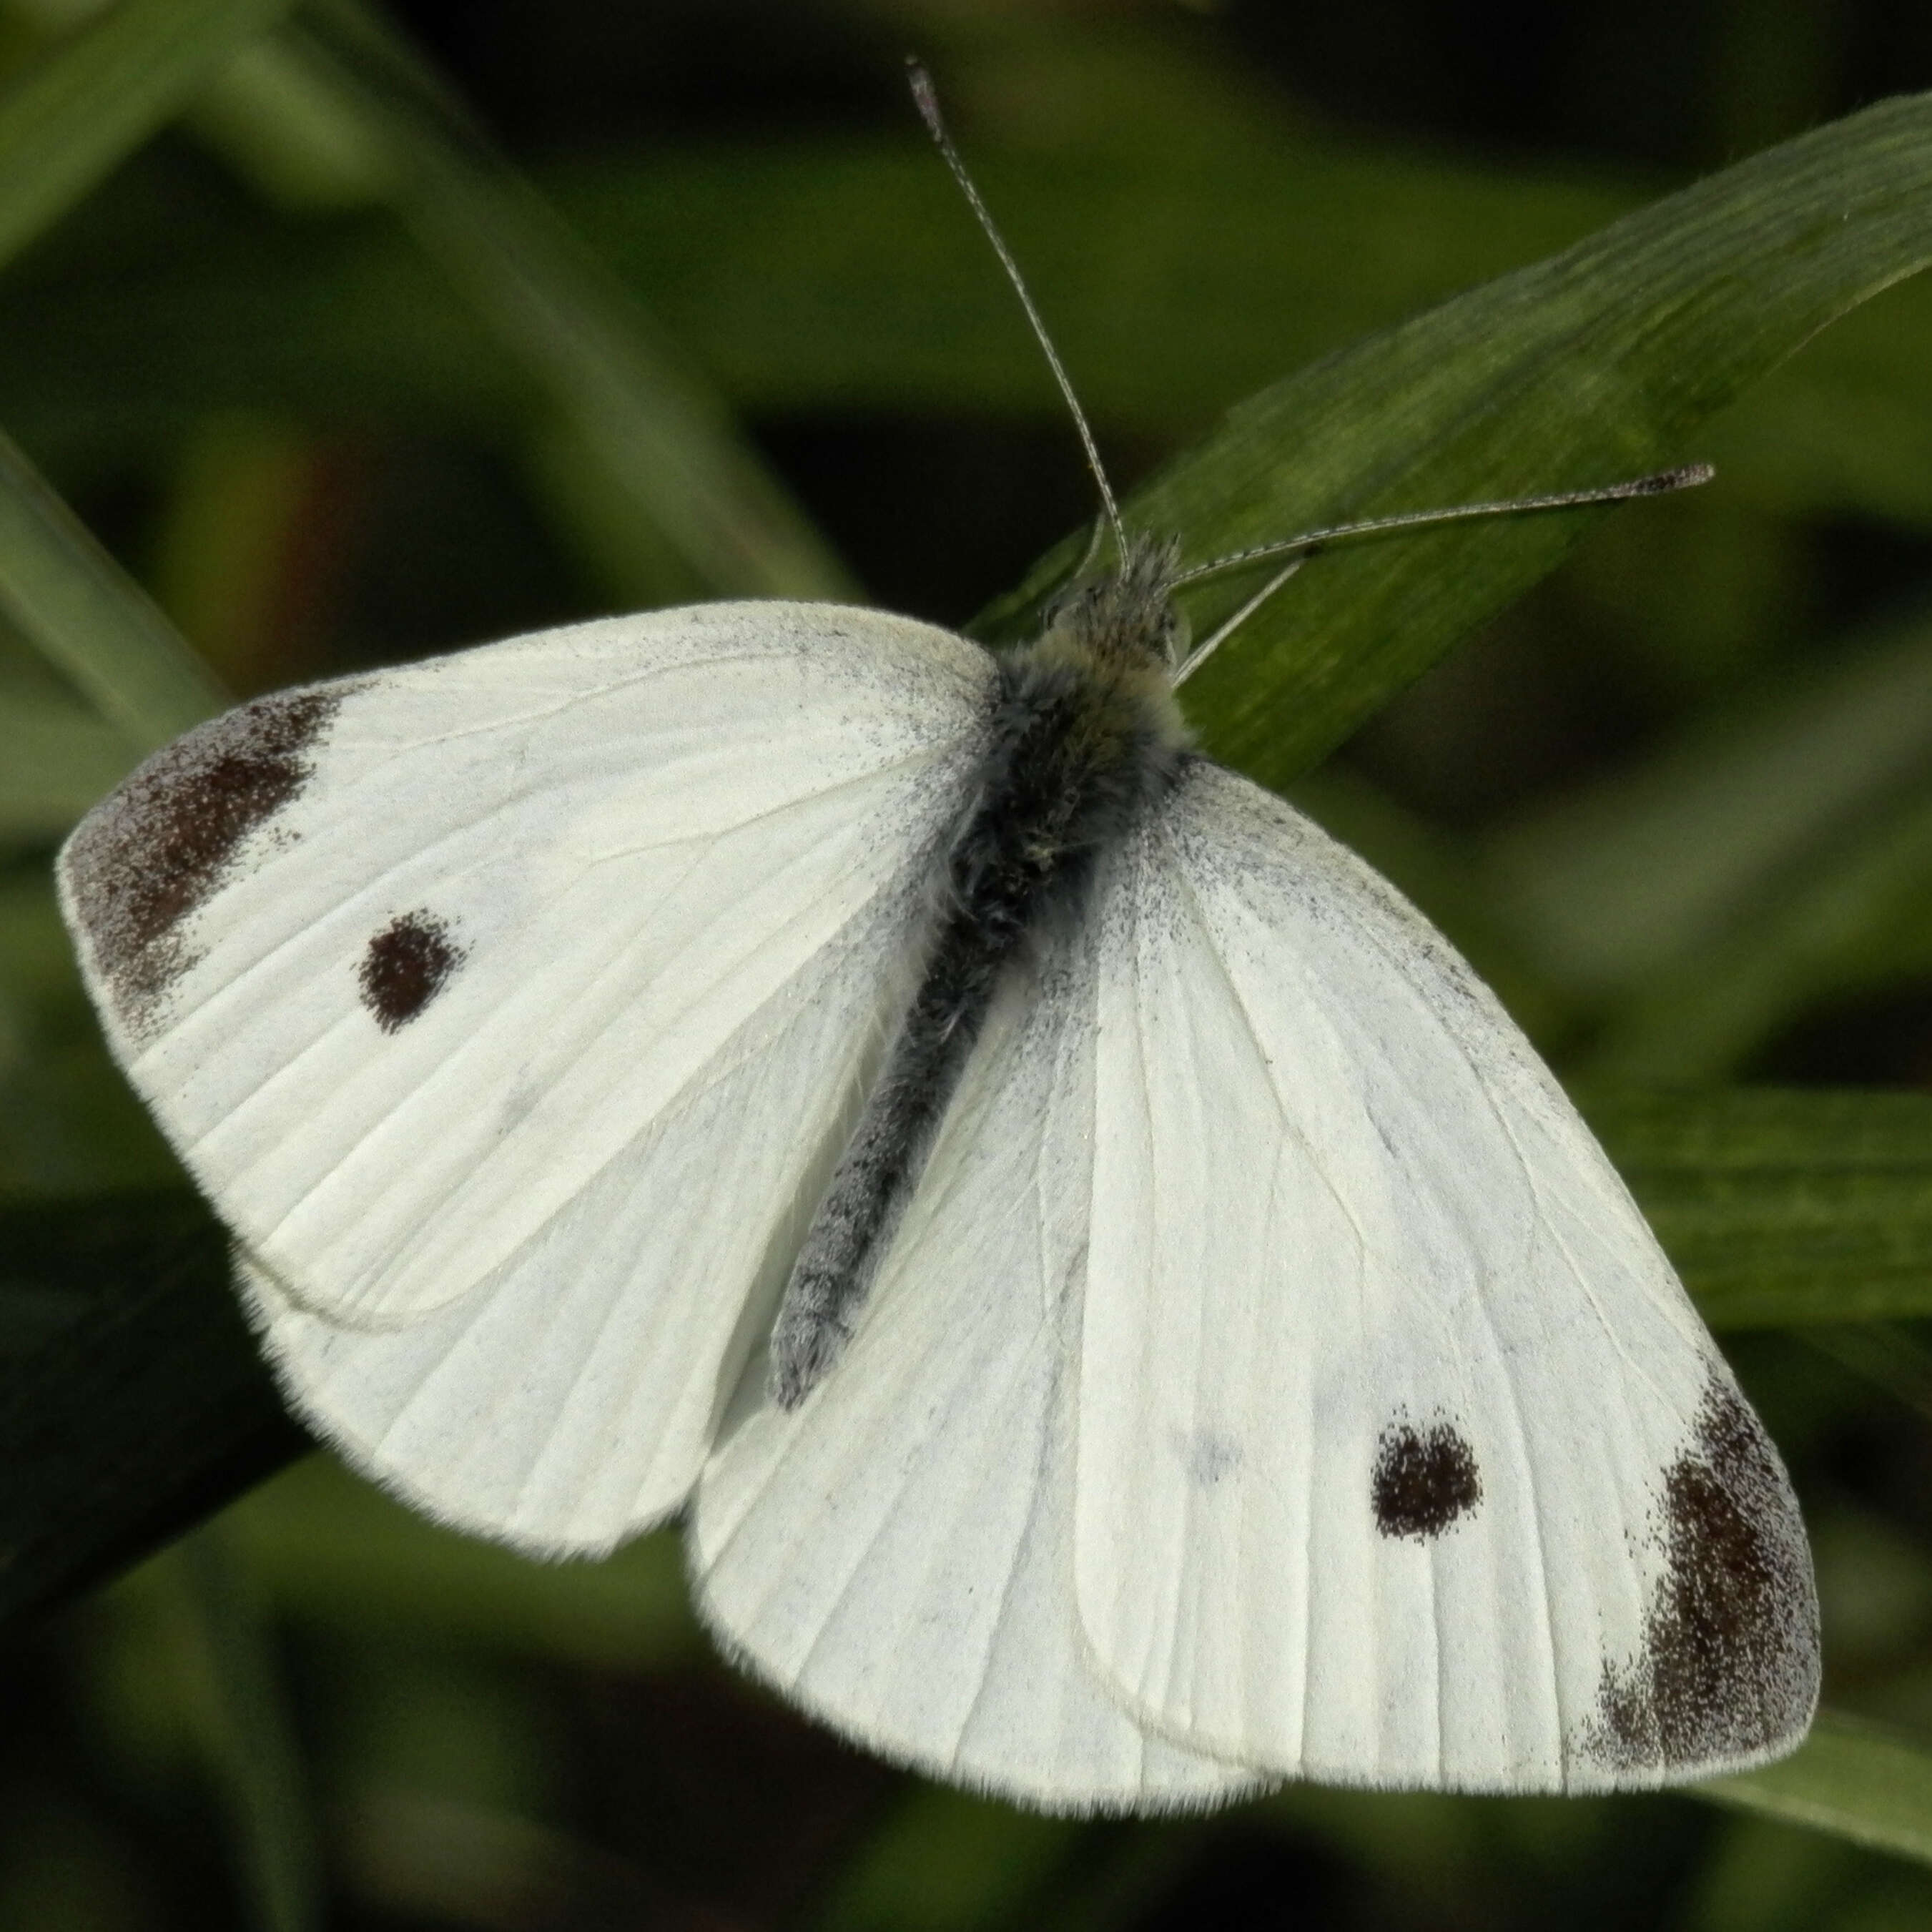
[1582,787,1932,1082]
[0,688,145,836]
[1115,93,1932,790]
[1704,1709,1932,1866]
[167,1529,321,1932]
[214,5,858,603]
[0,427,225,750]
[1586,1087,1932,1328]
[0,0,292,269]
[1485,610,1932,997]
[0,1191,304,1626]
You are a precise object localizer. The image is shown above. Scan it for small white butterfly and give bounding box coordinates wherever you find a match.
[55,71,1817,1812]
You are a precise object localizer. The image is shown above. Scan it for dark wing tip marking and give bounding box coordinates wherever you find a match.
[61,688,345,1039]
[358,910,466,1032]
[1584,1374,1820,1775]
[1371,1420,1482,1540]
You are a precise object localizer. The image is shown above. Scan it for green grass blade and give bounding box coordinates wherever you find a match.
[1702,1709,1932,1867]
[1480,600,1932,1080]
[1584,1088,1932,1329]
[1098,92,1932,789]
[0,426,225,750]
[0,1191,304,1627]
[1580,786,1932,1082]
[1486,610,1932,999]
[165,1527,322,1932]
[0,688,142,836]
[212,5,857,603]
[0,0,292,269]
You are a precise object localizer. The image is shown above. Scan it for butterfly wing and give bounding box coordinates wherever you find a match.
[1075,762,1818,1791]
[61,603,995,1551]
[689,940,1261,1812]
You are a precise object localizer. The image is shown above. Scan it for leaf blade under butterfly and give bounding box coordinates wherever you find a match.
[1702,1708,1932,1867]
[0,1189,304,1627]
[1082,91,1932,789]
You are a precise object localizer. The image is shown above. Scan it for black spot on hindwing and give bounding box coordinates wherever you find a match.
[1372,1420,1482,1540]
[358,911,465,1032]
[1582,1374,1819,1775]
[60,688,345,1039]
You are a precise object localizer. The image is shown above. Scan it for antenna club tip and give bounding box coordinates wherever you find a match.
[905,56,940,125]
[1645,460,1717,493]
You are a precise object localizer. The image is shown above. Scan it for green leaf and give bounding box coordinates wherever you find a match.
[1104,92,1932,792]
[0,1190,304,1626]
[162,1528,322,1932]
[200,4,859,603]
[0,687,138,837]
[1487,610,1932,998]
[0,425,225,751]
[1584,1088,1932,1328]
[1579,787,1932,1082]
[1480,601,1932,1078]
[1703,1709,1932,1868]
[0,0,292,270]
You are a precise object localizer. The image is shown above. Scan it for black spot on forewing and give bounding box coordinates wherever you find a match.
[1372,1421,1482,1539]
[61,689,344,1039]
[359,911,465,1032]
[1583,1374,1819,1775]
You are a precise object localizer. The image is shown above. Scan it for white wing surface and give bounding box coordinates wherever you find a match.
[691,947,1260,1812]
[62,603,993,1551]
[1076,762,1818,1792]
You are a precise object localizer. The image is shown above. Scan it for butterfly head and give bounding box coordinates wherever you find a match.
[1041,533,1184,680]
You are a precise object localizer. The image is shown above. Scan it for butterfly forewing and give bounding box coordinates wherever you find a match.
[1075,764,1818,1790]
[63,603,995,1550]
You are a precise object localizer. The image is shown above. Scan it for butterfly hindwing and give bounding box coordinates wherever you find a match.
[690,940,1259,1811]
[1075,762,1818,1790]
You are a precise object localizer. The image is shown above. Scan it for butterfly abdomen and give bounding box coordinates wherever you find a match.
[767,569,1189,1407]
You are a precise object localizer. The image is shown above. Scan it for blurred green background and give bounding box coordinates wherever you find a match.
[11,0,1932,1926]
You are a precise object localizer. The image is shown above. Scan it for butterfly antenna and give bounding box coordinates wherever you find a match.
[908,60,1128,566]
[1170,464,1715,589]
[1174,558,1306,684]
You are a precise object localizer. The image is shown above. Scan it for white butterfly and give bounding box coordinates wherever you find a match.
[54,72,1816,1811]
[56,519,1816,1808]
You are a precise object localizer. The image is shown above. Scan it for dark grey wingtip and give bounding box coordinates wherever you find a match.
[1579,1371,1820,1780]
[59,686,347,1041]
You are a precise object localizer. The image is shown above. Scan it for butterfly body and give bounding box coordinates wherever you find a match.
[772,536,1188,1404]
